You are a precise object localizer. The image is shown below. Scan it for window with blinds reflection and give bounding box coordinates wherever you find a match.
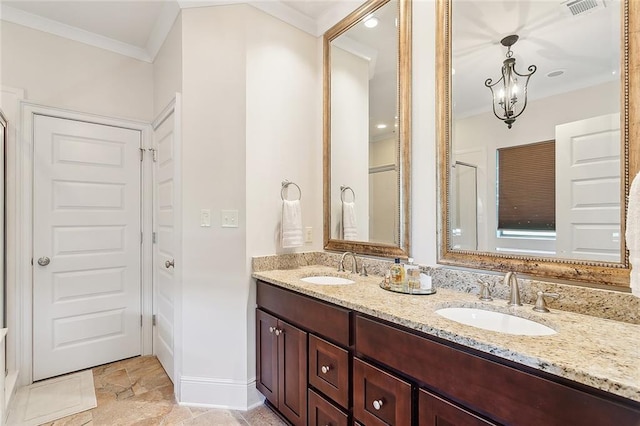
[497,140,556,231]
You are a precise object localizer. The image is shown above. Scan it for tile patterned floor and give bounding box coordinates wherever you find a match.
[39,356,287,426]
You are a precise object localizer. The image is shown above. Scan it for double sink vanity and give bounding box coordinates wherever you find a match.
[253,255,640,426]
[270,0,640,423]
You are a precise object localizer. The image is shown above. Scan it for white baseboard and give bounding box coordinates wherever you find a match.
[179,376,264,411]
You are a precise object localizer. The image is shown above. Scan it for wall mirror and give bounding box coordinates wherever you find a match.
[323,0,411,258]
[437,0,638,287]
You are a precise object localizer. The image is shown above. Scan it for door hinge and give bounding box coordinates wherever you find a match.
[152,232,157,244]
[140,315,143,327]
[141,232,143,244]
[152,314,157,326]
[147,148,158,162]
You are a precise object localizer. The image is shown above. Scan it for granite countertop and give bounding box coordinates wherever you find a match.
[253,265,640,403]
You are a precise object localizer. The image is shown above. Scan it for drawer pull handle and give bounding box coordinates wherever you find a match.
[372,399,384,410]
[269,326,275,333]
[321,365,331,374]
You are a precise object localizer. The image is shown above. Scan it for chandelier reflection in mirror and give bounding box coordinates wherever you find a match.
[484,35,536,129]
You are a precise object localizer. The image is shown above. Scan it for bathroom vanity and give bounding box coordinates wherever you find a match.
[254,266,640,426]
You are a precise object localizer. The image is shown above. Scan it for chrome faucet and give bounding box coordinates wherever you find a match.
[338,252,359,274]
[504,272,522,306]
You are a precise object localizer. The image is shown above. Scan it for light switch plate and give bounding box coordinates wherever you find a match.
[304,227,313,243]
[221,210,239,228]
[200,209,211,227]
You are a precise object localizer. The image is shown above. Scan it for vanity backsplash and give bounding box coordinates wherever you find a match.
[252,251,640,325]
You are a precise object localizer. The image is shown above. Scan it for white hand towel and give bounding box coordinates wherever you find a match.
[281,199,303,248]
[342,201,358,241]
[626,171,640,296]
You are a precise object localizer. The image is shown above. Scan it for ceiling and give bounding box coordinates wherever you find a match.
[0,0,359,62]
[452,0,620,118]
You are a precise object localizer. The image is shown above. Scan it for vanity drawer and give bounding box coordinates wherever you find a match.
[308,389,348,426]
[419,388,497,426]
[257,281,350,346]
[309,334,349,408]
[353,357,412,426]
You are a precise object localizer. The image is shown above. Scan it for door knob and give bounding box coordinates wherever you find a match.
[165,259,175,269]
[37,257,50,266]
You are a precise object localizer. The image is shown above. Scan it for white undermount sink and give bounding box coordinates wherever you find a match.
[435,307,556,336]
[300,276,355,285]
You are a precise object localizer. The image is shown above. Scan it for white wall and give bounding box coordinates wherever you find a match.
[153,14,183,117]
[179,4,321,408]
[410,0,438,266]
[0,21,153,122]
[180,5,249,407]
[330,46,370,241]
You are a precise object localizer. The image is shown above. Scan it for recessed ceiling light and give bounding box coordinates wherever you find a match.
[364,15,379,28]
[546,69,565,78]
[376,124,387,129]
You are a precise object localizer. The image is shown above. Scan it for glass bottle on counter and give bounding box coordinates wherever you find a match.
[389,258,405,285]
[405,258,420,290]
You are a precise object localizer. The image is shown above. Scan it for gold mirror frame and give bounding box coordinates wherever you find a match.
[323,0,412,258]
[436,0,639,287]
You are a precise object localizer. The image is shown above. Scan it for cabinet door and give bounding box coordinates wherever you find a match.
[308,389,348,426]
[353,358,412,426]
[256,309,278,406]
[278,319,308,426]
[419,389,497,426]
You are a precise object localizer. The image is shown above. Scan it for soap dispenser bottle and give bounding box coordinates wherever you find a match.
[390,258,405,285]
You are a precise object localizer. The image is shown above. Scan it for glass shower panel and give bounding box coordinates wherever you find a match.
[451,161,478,250]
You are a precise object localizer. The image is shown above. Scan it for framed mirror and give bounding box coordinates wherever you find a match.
[437,0,638,287]
[323,0,411,258]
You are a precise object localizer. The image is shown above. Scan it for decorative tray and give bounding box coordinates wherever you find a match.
[379,282,437,295]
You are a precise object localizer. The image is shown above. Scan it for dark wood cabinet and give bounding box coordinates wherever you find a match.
[353,357,412,426]
[256,309,307,426]
[256,280,640,426]
[419,389,496,426]
[309,389,349,426]
[355,314,640,426]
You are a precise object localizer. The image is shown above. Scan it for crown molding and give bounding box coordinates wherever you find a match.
[0,1,357,63]
[0,4,153,62]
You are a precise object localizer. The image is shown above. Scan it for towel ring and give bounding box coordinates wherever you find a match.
[340,185,355,202]
[281,180,302,201]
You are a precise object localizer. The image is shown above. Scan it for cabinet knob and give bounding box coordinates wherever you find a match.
[269,326,275,333]
[321,365,331,374]
[165,259,175,268]
[274,328,282,336]
[372,399,384,410]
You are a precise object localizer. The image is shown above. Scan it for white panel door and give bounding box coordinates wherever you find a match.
[556,113,621,262]
[33,114,142,381]
[152,108,177,382]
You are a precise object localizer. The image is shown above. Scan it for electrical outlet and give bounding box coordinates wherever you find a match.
[221,210,239,228]
[304,227,313,243]
[200,209,211,227]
